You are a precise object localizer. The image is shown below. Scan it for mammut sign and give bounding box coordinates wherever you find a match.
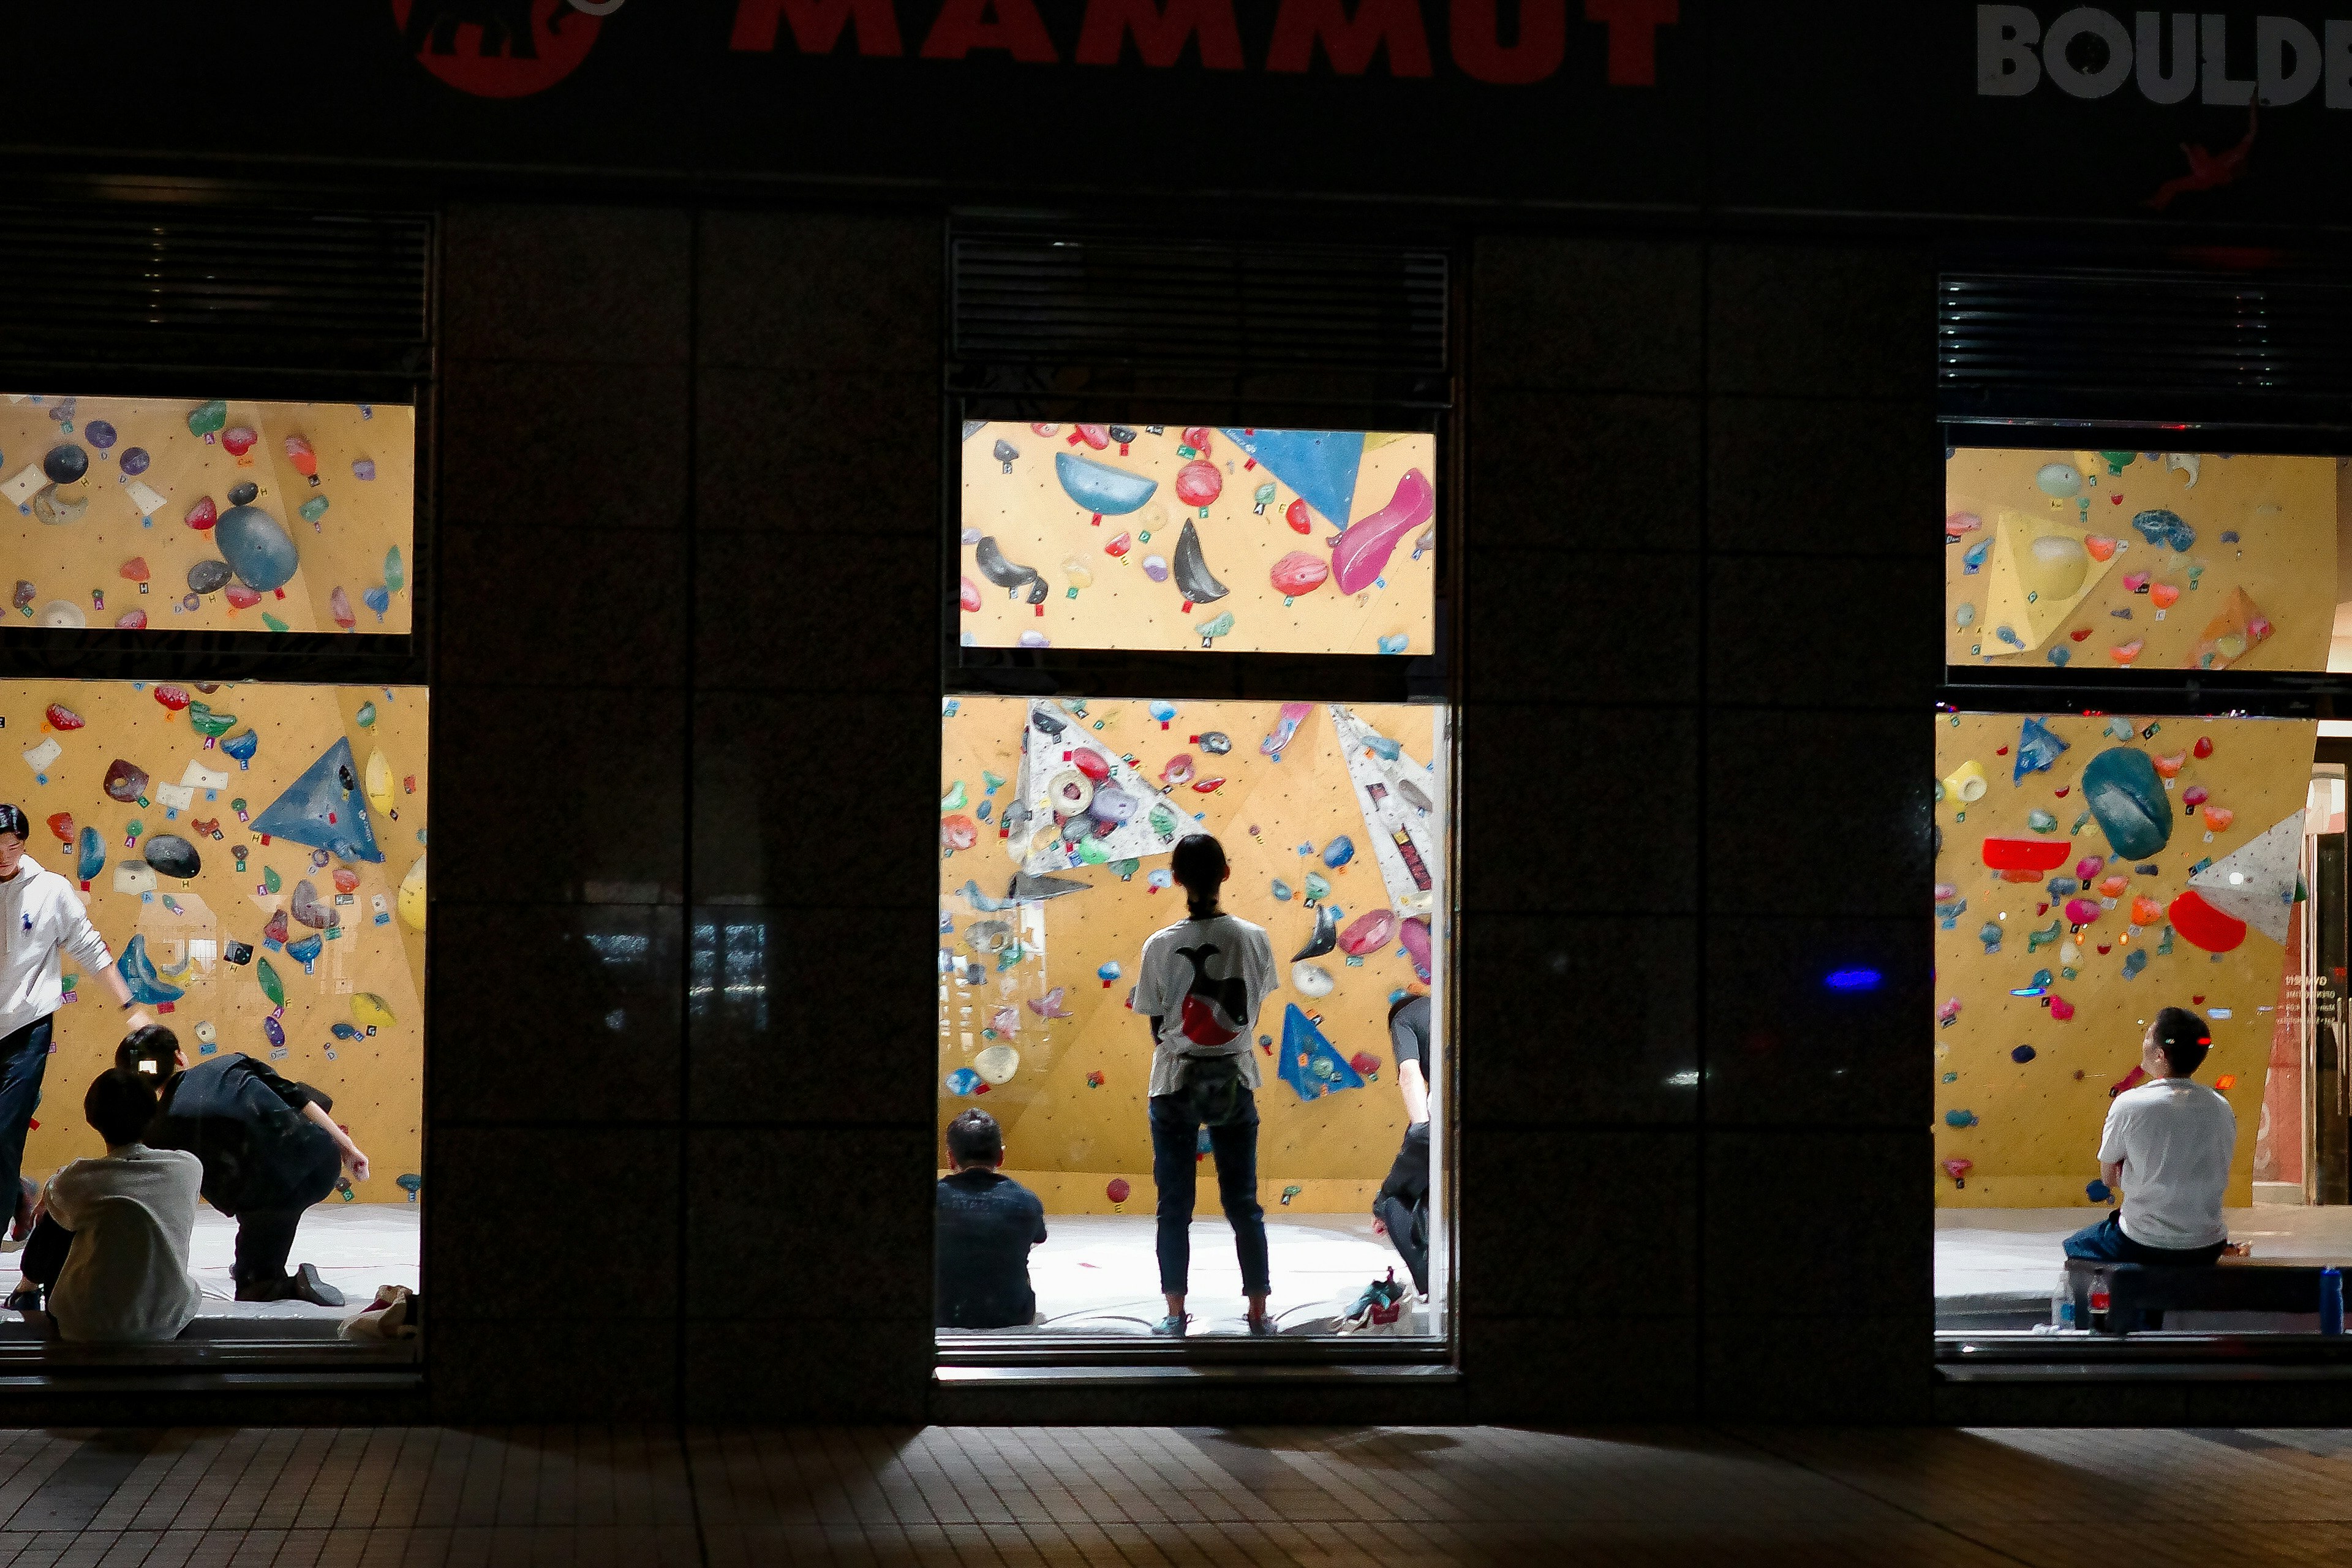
[1978,6,2352,104]
[726,0,1678,83]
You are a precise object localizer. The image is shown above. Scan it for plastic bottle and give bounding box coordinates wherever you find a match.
[2051,1276,2075,1329]
[2323,1268,2344,1336]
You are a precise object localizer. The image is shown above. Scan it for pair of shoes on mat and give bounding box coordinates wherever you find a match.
[1150,1313,1190,1336]
[234,1263,345,1308]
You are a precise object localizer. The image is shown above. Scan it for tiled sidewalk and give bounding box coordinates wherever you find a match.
[0,1423,2344,1565]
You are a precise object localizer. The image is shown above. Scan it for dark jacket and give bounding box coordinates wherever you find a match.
[935,1170,1047,1329]
[144,1054,340,1215]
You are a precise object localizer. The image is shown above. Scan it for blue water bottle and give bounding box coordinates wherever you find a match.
[2321,1268,2344,1336]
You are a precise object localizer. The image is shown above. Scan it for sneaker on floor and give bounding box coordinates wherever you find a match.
[1,1178,34,1252]
[1246,1314,1279,1336]
[3,1280,40,1316]
[1150,1313,1189,1336]
[235,1264,345,1308]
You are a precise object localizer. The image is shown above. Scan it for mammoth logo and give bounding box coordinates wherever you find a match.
[392,0,609,97]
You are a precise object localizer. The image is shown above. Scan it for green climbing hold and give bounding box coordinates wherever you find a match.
[355,702,377,728]
[257,957,284,1009]
[941,780,968,812]
[263,866,281,894]
[2026,916,2064,953]
[262,612,288,633]
[385,546,404,594]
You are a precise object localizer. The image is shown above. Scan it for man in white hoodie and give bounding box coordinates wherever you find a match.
[0,805,153,1245]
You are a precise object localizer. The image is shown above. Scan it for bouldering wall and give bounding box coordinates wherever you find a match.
[1933,711,2315,1208]
[1945,449,2334,671]
[5,679,426,1202]
[940,696,1442,1214]
[4,393,413,635]
[959,423,1436,655]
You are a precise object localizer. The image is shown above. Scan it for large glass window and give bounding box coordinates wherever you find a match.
[959,421,1436,655]
[938,695,1446,1338]
[6,393,413,637]
[4,678,424,1334]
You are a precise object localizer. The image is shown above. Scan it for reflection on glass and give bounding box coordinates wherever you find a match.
[938,694,1446,1336]
[690,920,769,1034]
[959,422,1436,655]
[1945,448,2335,673]
[4,393,413,635]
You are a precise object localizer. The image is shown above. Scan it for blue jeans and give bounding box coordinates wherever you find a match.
[2063,1210,2226,1267]
[0,1016,51,1222]
[1148,1090,1270,1298]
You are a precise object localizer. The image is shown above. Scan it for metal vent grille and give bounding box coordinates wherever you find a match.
[1940,270,2352,426]
[0,205,432,379]
[952,230,1449,376]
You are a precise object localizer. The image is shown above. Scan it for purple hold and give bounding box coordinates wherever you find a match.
[1017,630,1050,649]
[85,421,116,450]
[352,458,376,481]
[262,1016,285,1049]
[1088,786,1138,825]
[1142,554,1170,582]
[119,447,149,477]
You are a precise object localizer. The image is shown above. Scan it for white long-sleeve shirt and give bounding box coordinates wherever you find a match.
[0,853,115,1041]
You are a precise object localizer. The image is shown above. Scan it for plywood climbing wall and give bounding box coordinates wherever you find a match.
[1945,450,2334,671]
[5,680,426,1204]
[3,393,413,635]
[959,423,1436,655]
[1933,711,2315,1208]
[939,696,1442,1215]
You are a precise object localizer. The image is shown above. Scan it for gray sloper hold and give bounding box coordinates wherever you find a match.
[215,504,300,592]
[973,535,1048,605]
[1292,902,1338,961]
[227,480,258,507]
[187,559,233,595]
[1009,870,1088,901]
[1170,519,1228,603]
[141,834,200,880]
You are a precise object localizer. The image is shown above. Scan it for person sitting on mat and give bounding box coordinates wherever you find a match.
[1134,832,1278,1337]
[7,1067,203,1340]
[934,1109,1047,1330]
[2064,1006,2236,1270]
[117,1025,368,1306]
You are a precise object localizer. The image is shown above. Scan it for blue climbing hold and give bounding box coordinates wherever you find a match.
[2130,508,2195,552]
[2015,717,2070,783]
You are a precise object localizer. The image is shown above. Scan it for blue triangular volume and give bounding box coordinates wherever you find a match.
[1221,429,1363,530]
[251,736,383,864]
[1276,1003,1366,1102]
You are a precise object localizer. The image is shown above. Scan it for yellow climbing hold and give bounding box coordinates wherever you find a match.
[397,854,426,932]
[364,748,393,815]
[351,992,397,1032]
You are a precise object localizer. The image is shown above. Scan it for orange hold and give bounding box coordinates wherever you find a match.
[2152,752,2185,778]
[2214,1074,2238,1091]
[118,557,148,583]
[332,867,360,894]
[1999,867,2042,883]
[2203,805,2234,831]
[2098,875,2129,897]
[2084,535,2118,560]
[2109,639,2144,663]
[2149,582,2182,609]
[2130,896,2165,925]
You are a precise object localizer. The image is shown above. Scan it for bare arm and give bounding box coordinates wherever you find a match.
[303,1102,369,1181]
[1398,1060,1429,1126]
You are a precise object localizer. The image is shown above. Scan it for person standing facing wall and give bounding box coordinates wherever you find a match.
[0,805,154,1246]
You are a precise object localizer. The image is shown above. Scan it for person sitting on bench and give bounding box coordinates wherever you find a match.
[2064,1006,2234,1269]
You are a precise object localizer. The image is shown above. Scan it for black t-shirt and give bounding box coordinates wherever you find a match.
[1389,995,1433,1078]
[935,1169,1047,1329]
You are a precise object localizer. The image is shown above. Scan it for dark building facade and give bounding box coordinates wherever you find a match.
[6,0,2351,1425]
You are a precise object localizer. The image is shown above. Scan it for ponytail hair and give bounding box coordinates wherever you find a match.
[1170,834,1227,917]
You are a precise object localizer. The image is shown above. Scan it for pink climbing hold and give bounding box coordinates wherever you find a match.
[1338,908,1396,956]
[115,609,147,630]
[940,815,978,852]
[1174,460,1222,508]
[1269,551,1330,596]
[959,575,982,612]
[1069,748,1111,784]
[330,587,356,631]
[2064,897,2102,925]
[2075,856,2104,881]
[1330,468,1436,595]
[1942,1158,1972,1187]
[1106,1178,1131,1204]
[2049,995,2076,1022]
[184,496,217,531]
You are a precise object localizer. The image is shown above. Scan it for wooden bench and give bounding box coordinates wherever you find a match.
[2064,1257,2337,1333]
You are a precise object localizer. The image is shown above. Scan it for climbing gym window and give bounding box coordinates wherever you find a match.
[938,695,1448,1340]
[959,423,1436,656]
[1,677,424,1347]
[1938,439,2352,1341]
[7,393,413,638]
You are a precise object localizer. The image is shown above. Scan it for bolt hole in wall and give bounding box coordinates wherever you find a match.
[1938,447,2352,1335]
[942,423,1444,1339]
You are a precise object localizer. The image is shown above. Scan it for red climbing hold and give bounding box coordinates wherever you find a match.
[2194,736,2214,758]
[2168,889,2247,953]
[1982,837,2070,872]
[1106,1178,1130,1204]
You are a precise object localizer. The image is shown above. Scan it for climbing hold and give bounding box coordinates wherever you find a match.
[941,815,978,851]
[1982,837,2069,872]
[2035,462,2082,499]
[1141,555,1169,582]
[1106,1177,1131,1204]
[2014,717,2069,782]
[1978,922,2003,954]
[143,835,200,879]
[2130,508,2195,552]
[2081,747,2173,858]
[1338,908,1396,956]
[2064,897,2102,925]
[1942,760,1989,804]
[1054,451,1158,516]
[228,481,258,507]
[1945,1109,1979,1128]
[1170,520,1229,605]
[1195,610,1235,645]
[216,505,300,591]
[2026,809,2058,834]
[1174,459,1223,511]
[1096,960,1122,986]
[1330,469,1436,595]
[2203,805,2234,832]
[2049,996,2076,1021]
[1294,904,1340,960]
[102,758,148,804]
[973,537,1047,604]
[1291,962,1334,997]
[1270,551,1330,596]
[2012,1044,2037,1063]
